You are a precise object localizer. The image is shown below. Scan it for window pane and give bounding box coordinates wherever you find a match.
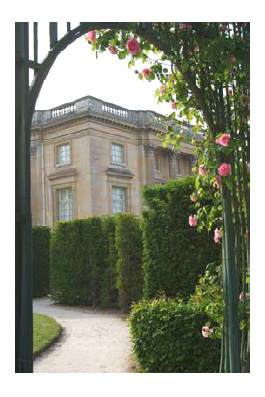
[57,144,70,165]
[112,186,126,214]
[58,188,73,220]
[112,143,123,163]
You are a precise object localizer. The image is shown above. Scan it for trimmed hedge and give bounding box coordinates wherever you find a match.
[100,215,119,307]
[49,215,143,310]
[32,226,50,298]
[50,218,107,306]
[142,176,221,300]
[129,297,221,373]
[115,213,143,312]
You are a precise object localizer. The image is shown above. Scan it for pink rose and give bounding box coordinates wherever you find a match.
[189,215,197,226]
[216,134,231,147]
[218,163,231,177]
[171,101,176,109]
[194,45,199,52]
[202,327,210,338]
[160,85,165,93]
[215,176,221,189]
[199,164,209,176]
[126,37,140,55]
[190,196,197,202]
[86,30,96,42]
[142,68,152,79]
[239,292,244,301]
[108,45,117,55]
[214,228,222,244]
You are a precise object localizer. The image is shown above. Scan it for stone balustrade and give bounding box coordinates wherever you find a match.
[31,95,202,139]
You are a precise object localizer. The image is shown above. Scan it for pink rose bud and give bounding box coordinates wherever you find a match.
[228,54,236,63]
[190,196,197,202]
[189,215,197,226]
[199,164,209,176]
[216,134,231,147]
[215,176,221,189]
[218,163,231,177]
[126,37,140,55]
[194,45,199,52]
[171,101,176,109]
[180,23,193,30]
[86,30,96,42]
[142,68,152,79]
[239,292,244,301]
[108,45,117,54]
[160,85,165,93]
[214,228,222,244]
[202,327,210,338]
[134,70,139,74]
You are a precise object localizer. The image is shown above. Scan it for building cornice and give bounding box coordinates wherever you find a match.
[31,94,203,140]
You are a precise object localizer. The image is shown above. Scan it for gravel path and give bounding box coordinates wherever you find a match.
[33,297,133,373]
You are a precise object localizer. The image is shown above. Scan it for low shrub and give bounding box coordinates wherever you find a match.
[129,296,221,373]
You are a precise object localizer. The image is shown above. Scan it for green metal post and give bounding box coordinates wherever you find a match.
[15,22,33,373]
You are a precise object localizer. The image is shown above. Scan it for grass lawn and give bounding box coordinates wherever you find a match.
[33,313,62,356]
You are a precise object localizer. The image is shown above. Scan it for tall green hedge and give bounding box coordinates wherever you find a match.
[115,213,143,312]
[49,215,143,310]
[50,218,107,306]
[100,215,119,307]
[32,226,50,298]
[142,176,221,300]
[129,297,221,373]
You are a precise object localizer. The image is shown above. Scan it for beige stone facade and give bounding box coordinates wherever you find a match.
[30,95,197,226]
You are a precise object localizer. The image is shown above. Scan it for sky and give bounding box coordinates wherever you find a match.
[30,22,172,116]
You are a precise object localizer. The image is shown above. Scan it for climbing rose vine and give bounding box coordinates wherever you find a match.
[83,22,250,373]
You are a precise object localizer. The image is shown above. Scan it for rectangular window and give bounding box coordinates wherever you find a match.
[112,143,124,164]
[58,188,73,221]
[57,143,70,166]
[154,153,160,171]
[112,186,126,214]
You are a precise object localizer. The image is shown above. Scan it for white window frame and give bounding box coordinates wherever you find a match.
[111,142,125,165]
[112,186,126,214]
[56,143,71,167]
[58,188,73,221]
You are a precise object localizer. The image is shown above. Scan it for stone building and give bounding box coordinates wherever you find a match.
[30,95,197,226]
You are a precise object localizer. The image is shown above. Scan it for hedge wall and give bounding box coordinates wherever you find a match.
[32,226,50,298]
[142,176,221,300]
[100,215,119,308]
[50,218,107,306]
[115,213,143,312]
[129,297,221,373]
[49,214,143,310]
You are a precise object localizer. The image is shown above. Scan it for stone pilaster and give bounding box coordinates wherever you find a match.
[169,150,181,179]
[143,144,155,186]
